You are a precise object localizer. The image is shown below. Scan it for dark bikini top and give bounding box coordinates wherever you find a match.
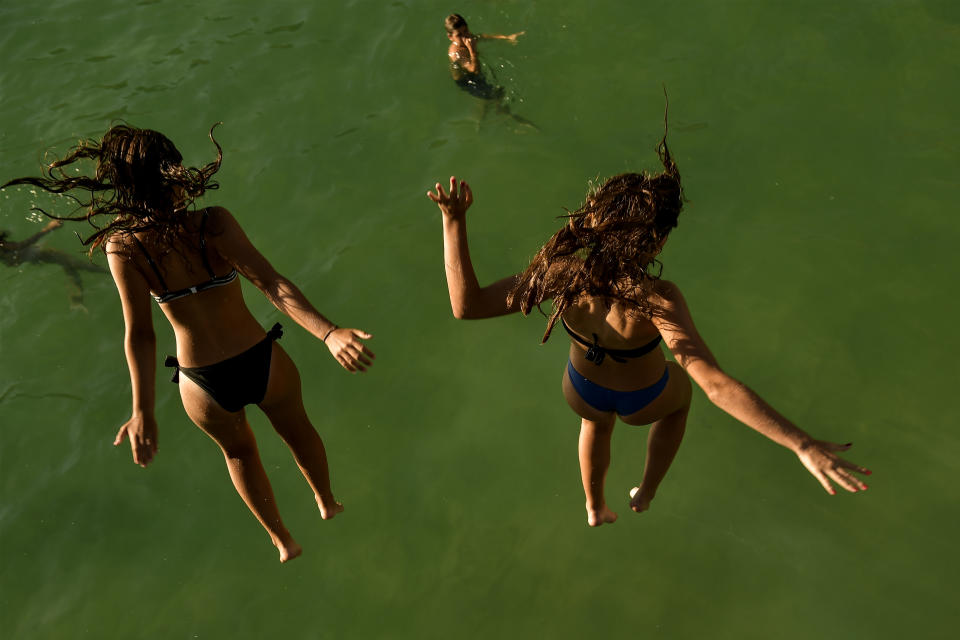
[560,317,662,365]
[133,210,238,304]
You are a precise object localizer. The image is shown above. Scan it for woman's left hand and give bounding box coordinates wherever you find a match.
[325,328,375,372]
[795,440,871,494]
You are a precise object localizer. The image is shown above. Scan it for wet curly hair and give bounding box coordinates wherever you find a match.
[1,124,222,255]
[508,117,684,343]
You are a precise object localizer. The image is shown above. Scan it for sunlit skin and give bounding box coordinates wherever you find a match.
[428,176,871,527]
[108,201,374,561]
[446,24,524,82]
[0,125,380,563]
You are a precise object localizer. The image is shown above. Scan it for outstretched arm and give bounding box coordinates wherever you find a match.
[106,240,158,467]
[651,281,871,495]
[478,31,525,43]
[207,206,374,373]
[427,176,524,319]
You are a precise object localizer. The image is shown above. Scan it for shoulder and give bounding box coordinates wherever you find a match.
[104,232,136,258]
[201,206,238,234]
[644,279,693,323]
[650,279,685,306]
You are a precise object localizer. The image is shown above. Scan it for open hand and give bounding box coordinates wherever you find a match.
[507,31,525,44]
[326,328,375,373]
[114,413,158,467]
[427,176,473,221]
[796,439,871,495]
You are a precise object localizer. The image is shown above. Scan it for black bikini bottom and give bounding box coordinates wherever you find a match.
[165,323,283,412]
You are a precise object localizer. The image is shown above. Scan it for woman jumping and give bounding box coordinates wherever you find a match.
[427,129,869,527]
[3,125,375,560]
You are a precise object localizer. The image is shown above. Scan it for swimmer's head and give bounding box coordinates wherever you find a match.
[445,13,469,39]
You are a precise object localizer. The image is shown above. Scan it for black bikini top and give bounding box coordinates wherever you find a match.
[133,210,238,304]
[560,317,662,365]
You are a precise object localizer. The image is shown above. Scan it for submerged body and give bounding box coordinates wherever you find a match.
[443,13,534,128]
[0,220,106,309]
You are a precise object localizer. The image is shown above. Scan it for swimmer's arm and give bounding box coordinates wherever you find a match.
[207,207,374,372]
[652,281,871,494]
[106,242,158,467]
[457,38,480,74]
[478,31,525,43]
[428,176,524,318]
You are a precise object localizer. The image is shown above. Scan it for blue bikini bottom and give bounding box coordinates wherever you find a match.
[566,360,669,416]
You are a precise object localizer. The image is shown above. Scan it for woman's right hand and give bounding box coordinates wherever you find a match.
[114,413,158,468]
[427,176,473,222]
[325,328,375,373]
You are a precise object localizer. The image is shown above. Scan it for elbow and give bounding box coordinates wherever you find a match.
[699,370,733,405]
[450,303,469,320]
[704,376,742,407]
[125,326,156,346]
[704,383,725,405]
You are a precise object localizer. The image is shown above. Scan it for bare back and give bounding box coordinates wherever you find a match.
[114,208,267,367]
[561,296,667,391]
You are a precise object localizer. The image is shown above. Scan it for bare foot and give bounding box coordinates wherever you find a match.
[275,538,302,563]
[629,485,654,513]
[586,503,618,527]
[316,494,344,520]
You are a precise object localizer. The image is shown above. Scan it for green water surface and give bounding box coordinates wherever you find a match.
[1,1,958,638]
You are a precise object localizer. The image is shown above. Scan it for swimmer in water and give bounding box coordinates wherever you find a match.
[444,13,536,129]
[3,125,375,562]
[0,219,106,310]
[427,115,870,527]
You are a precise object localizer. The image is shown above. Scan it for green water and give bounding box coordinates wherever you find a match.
[1,0,958,638]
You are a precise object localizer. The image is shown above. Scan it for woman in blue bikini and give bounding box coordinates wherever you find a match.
[427,134,870,527]
[3,125,375,561]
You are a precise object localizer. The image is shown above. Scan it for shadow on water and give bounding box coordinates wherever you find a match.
[0,221,107,311]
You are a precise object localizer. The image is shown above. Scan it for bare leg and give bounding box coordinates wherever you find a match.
[629,405,688,513]
[179,379,302,563]
[579,413,619,527]
[258,344,343,520]
[618,362,693,514]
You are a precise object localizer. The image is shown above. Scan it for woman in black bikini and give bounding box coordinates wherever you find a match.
[3,125,374,562]
[427,132,870,527]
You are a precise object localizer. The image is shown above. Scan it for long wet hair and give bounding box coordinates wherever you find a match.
[508,108,684,343]
[1,124,222,255]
